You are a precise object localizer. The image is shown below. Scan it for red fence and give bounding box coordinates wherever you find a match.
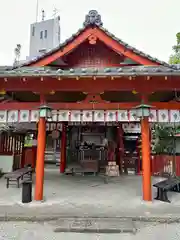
[22,147,37,169]
[151,155,180,176]
[0,133,25,170]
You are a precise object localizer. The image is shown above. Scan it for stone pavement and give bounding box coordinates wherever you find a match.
[1,221,180,239]
[1,167,180,222]
[53,218,136,233]
[1,203,180,222]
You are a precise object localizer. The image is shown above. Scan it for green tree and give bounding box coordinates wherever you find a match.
[169,32,180,64]
[152,124,178,176]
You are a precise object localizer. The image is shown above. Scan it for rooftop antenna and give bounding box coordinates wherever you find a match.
[13,44,21,67]
[36,0,39,22]
[42,9,45,21]
[53,8,58,18]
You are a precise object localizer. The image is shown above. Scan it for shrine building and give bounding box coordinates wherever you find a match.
[0,10,180,202]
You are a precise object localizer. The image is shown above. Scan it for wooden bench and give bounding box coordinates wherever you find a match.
[4,167,33,188]
[153,177,180,203]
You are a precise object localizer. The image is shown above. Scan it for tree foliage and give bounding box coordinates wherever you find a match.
[169,32,180,64]
[152,124,176,154]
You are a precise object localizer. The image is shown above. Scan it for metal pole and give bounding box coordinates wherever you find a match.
[36,0,39,22]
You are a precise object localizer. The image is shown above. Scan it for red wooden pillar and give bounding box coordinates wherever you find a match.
[34,95,46,201]
[117,125,124,173]
[136,137,141,175]
[21,136,25,168]
[0,133,4,153]
[60,123,66,173]
[34,117,46,201]
[141,117,152,201]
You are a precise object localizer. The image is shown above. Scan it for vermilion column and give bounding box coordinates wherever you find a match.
[117,125,124,173]
[34,117,46,201]
[141,117,152,201]
[60,123,66,173]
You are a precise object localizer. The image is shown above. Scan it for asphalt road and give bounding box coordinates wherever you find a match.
[0,221,180,239]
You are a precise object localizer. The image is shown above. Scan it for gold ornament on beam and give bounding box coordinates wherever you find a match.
[4,78,7,82]
[147,76,150,80]
[132,90,138,95]
[0,89,6,95]
[129,76,132,80]
[49,90,55,95]
[22,77,26,82]
[111,76,114,80]
[58,76,61,81]
[40,77,44,81]
[76,76,79,80]
[93,76,96,80]
[164,76,168,80]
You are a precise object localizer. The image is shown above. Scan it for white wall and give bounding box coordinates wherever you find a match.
[29,16,60,58]
[0,155,14,173]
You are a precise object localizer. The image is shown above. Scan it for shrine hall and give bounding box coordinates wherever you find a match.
[1,10,180,202]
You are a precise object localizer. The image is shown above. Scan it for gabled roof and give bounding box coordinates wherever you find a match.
[22,10,174,68]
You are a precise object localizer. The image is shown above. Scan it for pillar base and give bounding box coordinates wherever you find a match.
[34,199,46,203]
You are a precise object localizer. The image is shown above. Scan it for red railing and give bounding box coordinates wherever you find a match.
[0,133,25,170]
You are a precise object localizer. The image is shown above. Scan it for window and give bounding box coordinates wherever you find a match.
[40,31,43,39]
[32,26,35,36]
[44,30,47,38]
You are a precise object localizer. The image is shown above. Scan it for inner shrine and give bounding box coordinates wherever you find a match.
[0,10,180,202]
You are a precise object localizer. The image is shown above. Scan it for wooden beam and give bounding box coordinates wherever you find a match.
[0,101,180,110]
[1,76,180,92]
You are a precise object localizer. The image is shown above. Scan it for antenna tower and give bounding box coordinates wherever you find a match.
[53,8,58,18]
[42,9,45,21]
[36,0,39,22]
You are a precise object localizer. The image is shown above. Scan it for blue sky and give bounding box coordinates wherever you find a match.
[0,0,179,65]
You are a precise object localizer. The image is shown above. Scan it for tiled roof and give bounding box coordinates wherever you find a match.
[1,66,180,77]
[0,66,13,70]
[21,10,175,69]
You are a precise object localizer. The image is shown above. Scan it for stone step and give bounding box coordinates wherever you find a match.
[53,218,136,234]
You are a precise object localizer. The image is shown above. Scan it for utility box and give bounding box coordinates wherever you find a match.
[22,181,32,203]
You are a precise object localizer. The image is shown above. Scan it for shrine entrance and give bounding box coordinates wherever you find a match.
[65,123,118,175]
[122,133,140,175]
[3,9,180,202]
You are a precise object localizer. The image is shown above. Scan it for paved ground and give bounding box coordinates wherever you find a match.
[0,221,180,239]
[52,218,136,233]
[1,166,180,220]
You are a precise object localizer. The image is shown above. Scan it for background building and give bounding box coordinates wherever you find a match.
[29,14,61,60]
